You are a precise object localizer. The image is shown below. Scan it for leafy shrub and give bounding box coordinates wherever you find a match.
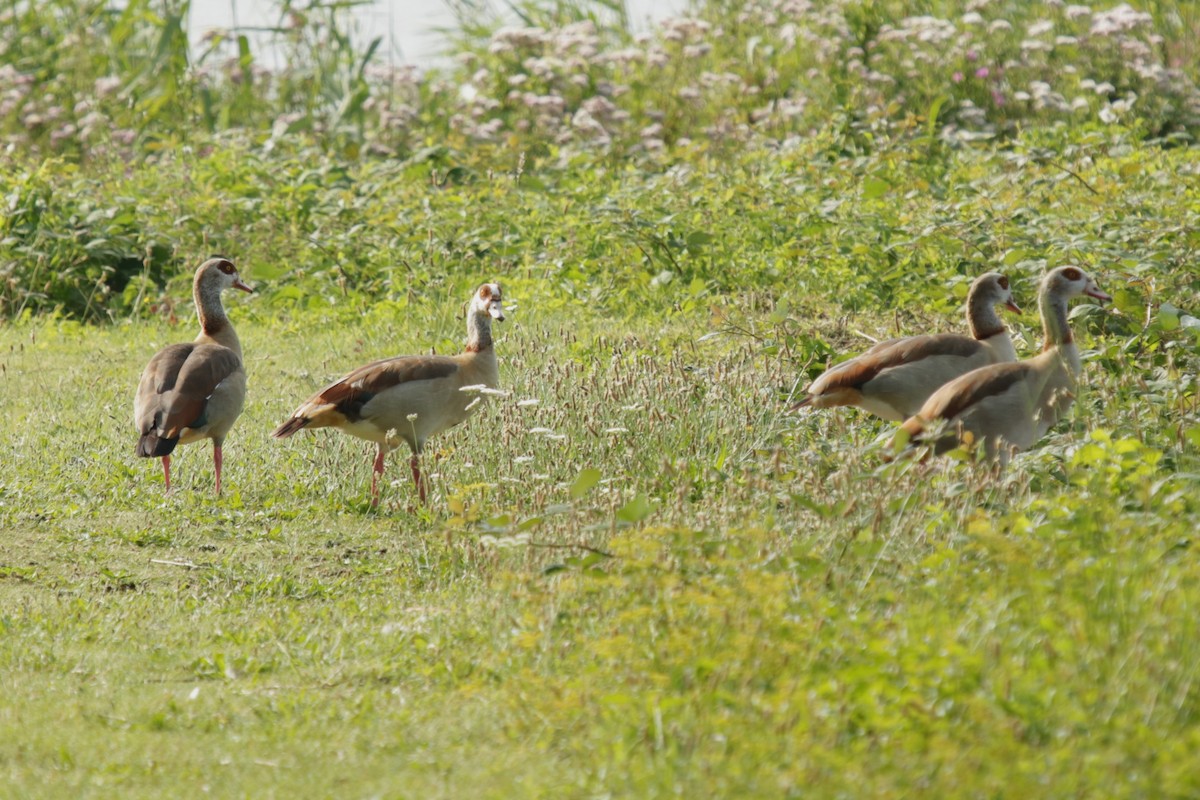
[0,161,173,320]
[1,0,1198,321]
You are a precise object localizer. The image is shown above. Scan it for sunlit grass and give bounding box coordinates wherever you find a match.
[2,267,1198,794]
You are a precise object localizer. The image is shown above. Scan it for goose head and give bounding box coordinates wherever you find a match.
[197,256,254,295]
[473,282,505,322]
[975,271,1022,314]
[1044,266,1110,303]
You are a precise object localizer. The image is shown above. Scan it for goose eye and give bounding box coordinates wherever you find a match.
[997,276,1009,290]
[1062,267,1082,281]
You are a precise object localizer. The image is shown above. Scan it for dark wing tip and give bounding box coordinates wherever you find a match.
[272,417,308,438]
[136,434,178,458]
[789,395,814,413]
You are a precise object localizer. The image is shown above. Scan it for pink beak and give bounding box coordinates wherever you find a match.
[234,279,254,293]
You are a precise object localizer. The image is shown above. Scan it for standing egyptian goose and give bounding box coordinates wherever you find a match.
[134,257,253,494]
[794,272,1021,421]
[272,282,505,505]
[895,266,1110,462]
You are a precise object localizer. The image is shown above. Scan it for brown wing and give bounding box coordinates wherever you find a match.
[862,336,905,355]
[273,355,459,436]
[812,334,983,395]
[919,361,1030,422]
[135,343,243,442]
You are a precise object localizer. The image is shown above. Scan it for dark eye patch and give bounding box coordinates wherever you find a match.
[206,254,235,273]
[1062,267,1081,281]
[998,276,1009,290]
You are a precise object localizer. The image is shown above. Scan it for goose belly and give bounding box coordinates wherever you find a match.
[359,377,484,449]
[950,380,1041,455]
[177,372,247,445]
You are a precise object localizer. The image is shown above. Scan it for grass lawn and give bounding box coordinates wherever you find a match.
[2,264,1199,795]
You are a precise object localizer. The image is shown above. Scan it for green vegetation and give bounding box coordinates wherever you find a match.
[2,0,1199,796]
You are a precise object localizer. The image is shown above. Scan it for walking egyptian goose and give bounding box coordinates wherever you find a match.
[134,257,253,494]
[794,272,1021,421]
[272,282,505,505]
[895,266,1110,463]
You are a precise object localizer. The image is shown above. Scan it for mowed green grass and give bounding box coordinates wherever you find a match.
[2,274,1199,797]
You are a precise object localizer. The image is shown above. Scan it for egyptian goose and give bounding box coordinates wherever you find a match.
[895,266,1111,462]
[134,257,253,494]
[794,272,1021,421]
[272,282,505,505]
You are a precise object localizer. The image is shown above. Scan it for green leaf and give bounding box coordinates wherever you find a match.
[569,468,602,500]
[925,95,947,138]
[768,297,790,324]
[516,516,543,532]
[863,177,891,200]
[1119,161,1142,178]
[1185,427,1200,449]
[1112,288,1142,317]
[712,442,729,472]
[1073,442,1108,466]
[1002,248,1028,266]
[616,493,653,523]
[1157,302,1180,332]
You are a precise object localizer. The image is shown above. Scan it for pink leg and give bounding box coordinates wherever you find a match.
[162,455,172,494]
[213,445,223,495]
[410,454,426,503]
[370,447,387,507]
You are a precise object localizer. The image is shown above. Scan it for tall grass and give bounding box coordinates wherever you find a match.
[0,273,1197,795]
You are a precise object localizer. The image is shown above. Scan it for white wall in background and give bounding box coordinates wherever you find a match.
[190,0,685,69]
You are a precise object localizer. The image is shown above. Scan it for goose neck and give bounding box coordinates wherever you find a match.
[1039,289,1072,352]
[465,311,494,354]
[195,280,241,356]
[967,289,1005,341]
